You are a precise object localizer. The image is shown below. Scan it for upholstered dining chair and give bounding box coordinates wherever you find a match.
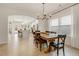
[49,34,66,56]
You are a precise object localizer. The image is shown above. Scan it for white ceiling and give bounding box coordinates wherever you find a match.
[0,3,74,18]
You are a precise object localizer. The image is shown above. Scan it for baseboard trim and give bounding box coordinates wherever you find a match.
[0,41,7,45]
[65,44,79,50]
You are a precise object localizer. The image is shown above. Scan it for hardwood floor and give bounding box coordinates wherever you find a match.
[0,32,79,56]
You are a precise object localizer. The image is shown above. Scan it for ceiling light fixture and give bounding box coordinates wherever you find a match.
[37,3,51,20]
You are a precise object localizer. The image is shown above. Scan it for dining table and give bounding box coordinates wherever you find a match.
[36,32,58,53]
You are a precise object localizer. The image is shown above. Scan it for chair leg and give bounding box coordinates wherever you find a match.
[63,47,65,56]
[57,47,59,56]
[35,41,38,48]
[36,43,38,48]
[40,43,42,51]
[46,43,48,48]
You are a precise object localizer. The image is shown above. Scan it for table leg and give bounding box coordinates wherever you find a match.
[44,41,51,53]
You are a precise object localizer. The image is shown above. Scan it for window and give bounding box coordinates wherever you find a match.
[49,15,72,37]
[51,18,59,26]
[59,15,72,36]
[49,18,59,33]
[60,15,72,25]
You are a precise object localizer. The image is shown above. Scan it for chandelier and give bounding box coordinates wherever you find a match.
[37,3,51,20]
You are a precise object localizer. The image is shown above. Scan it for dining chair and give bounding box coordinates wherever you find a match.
[38,36,48,51]
[34,32,48,51]
[32,30,40,44]
[49,34,66,56]
[33,32,39,48]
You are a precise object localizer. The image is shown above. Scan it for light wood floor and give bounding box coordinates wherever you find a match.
[0,32,79,56]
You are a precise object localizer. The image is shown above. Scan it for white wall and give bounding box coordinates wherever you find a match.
[71,4,79,48]
[0,6,36,44]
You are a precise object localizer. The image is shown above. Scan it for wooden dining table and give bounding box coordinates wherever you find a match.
[36,32,58,53]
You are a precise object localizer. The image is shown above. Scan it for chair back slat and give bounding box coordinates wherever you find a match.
[57,34,66,46]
